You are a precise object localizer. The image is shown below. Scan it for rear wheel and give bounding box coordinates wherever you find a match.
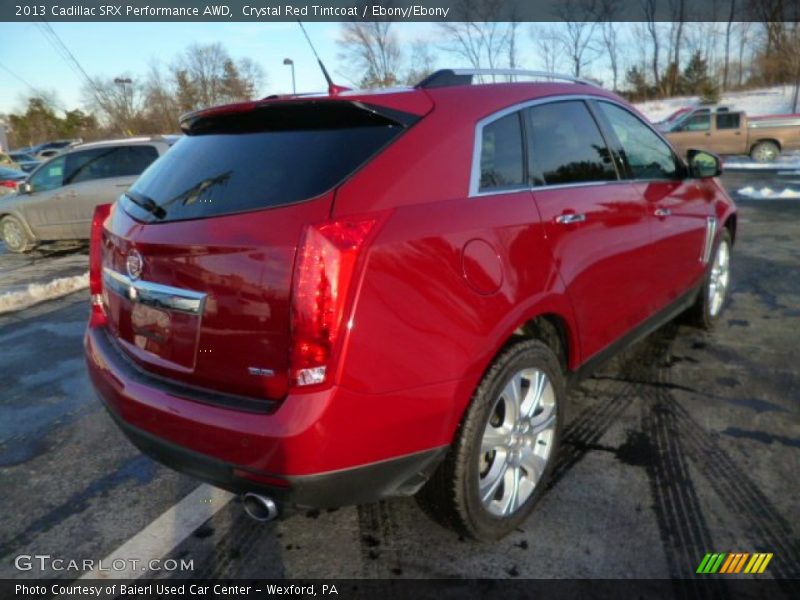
[689,229,732,329]
[1,215,35,253]
[750,141,779,163]
[416,339,564,540]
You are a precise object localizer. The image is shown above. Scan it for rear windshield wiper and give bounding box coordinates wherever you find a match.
[123,190,166,220]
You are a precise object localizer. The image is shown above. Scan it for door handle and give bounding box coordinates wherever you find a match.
[654,208,672,217]
[555,213,586,224]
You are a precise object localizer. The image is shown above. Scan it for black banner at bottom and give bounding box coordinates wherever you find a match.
[4,578,800,600]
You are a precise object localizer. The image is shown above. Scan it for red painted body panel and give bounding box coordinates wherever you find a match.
[86,82,737,500]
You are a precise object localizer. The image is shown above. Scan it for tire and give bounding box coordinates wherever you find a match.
[688,229,732,330]
[1,215,35,253]
[750,141,780,163]
[416,339,564,541]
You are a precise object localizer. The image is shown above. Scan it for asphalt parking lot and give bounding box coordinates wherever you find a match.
[0,172,798,588]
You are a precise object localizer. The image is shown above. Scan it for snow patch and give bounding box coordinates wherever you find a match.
[737,186,800,199]
[0,272,89,314]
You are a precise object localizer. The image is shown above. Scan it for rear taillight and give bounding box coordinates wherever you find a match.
[89,203,113,328]
[290,218,378,387]
[0,180,17,189]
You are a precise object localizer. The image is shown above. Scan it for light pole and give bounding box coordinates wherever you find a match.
[283,58,296,95]
[113,77,132,133]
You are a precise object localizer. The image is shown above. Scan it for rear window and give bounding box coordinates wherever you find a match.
[122,102,411,223]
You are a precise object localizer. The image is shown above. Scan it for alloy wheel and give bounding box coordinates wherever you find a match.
[3,219,23,251]
[708,239,731,317]
[478,368,557,517]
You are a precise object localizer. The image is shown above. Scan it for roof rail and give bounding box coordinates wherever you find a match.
[416,69,595,89]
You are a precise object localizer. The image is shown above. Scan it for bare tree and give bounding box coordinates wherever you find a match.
[722,1,737,89]
[532,25,561,73]
[171,43,263,109]
[641,0,661,90]
[736,21,753,87]
[338,23,402,88]
[82,74,144,133]
[554,0,601,78]
[597,0,622,90]
[404,40,436,85]
[438,0,515,78]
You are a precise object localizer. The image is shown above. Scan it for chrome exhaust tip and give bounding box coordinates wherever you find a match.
[242,493,279,522]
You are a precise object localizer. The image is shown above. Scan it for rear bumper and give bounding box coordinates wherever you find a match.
[84,326,453,508]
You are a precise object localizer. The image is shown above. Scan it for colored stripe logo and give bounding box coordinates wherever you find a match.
[696,552,773,574]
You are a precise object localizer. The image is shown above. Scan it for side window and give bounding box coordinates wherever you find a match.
[525,100,617,186]
[681,114,711,132]
[597,102,683,180]
[30,155,66,192]
[65,148,111,185]
[479,112,524,192]
[716,113,741,130]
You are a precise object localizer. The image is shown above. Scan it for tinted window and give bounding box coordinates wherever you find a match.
[716,113,741,129]
[598,102,683,180]
[66,145,159,184]
[29,155,66,192]
[526,101,617,185]
[124,115,405,222]
[479,113,524,192]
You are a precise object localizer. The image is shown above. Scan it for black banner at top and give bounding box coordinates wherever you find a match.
[3,0,799,23]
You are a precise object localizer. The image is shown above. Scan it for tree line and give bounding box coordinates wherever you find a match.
[4,3,800,149]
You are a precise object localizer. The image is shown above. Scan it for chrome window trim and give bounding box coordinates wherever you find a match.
[103,267,207,315]
[469,94,687,198]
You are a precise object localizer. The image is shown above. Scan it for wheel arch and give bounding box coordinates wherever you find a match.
[723,212,737,245]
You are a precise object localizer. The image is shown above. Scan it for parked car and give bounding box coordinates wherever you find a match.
[7,152,41,173]
[663,105,800,162]
[84,70,736,540]
[0,136,174,252]
[0,166,27,197]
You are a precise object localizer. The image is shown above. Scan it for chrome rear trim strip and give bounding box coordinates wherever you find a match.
[102,267,206,315]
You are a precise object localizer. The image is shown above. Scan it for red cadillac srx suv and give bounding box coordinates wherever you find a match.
[85,69,736,540]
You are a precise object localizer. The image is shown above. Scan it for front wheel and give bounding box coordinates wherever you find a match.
[1,215,35,253]
[689,229,732,329]
[416,339,564,540]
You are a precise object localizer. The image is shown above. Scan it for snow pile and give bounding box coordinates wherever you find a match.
[737,186,800,199]
[635,85,797,122]
[724,152,800,171]
[0,272,89,314]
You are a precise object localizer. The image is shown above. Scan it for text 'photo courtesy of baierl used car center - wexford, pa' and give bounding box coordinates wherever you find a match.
[0,1,798,599]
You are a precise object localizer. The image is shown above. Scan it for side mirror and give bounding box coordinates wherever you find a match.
[19,182,33,194]
[687,149,722,178]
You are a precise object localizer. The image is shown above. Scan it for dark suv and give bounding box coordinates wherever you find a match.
[85,70,736,540]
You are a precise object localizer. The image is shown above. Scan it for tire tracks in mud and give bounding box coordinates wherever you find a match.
[356,501,409,580]
[548,323,797,593]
